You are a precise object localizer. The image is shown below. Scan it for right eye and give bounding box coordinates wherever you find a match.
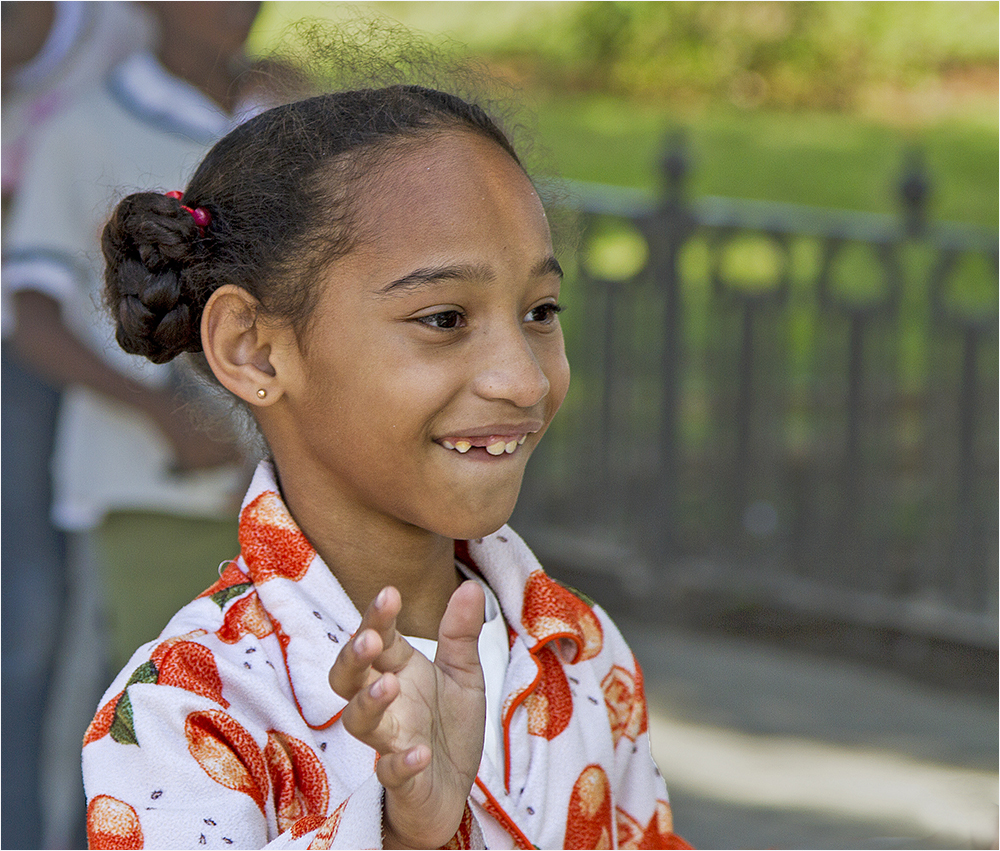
[416,310,466,330]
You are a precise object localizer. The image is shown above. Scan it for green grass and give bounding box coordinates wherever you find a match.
[528,93,998,229]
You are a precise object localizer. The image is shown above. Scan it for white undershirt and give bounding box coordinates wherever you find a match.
[402,570,509,774]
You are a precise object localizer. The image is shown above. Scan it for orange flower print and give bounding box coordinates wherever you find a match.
[87,795,143,849]
[617,801,691,850]
[616,806,644,849]
[522,571,603,662]
[198,560,250,602]
[153,640,229,708]
[290,814,328,840]
[148,629,208,660]
[84,634,226,747]
[307,798,349,850]
[239,491,315,583]
[186,710,269,814]
[643,800,691,849]
[524,646,573,740]
[602,663,648,747]
[217,593,274,644]
[84,690,124,746]
[564,764,613,849]
[265,730,330,833]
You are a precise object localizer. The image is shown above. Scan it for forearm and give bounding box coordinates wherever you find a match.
[11,289,239,470]
[11,289,172,416]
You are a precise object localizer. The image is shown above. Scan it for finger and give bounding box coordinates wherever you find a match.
[340,671,401,744]
[434,580,486,681]
[329,586,408,698]
[365,587,415,674]
[328,627,383,700]
[376,743,431,791]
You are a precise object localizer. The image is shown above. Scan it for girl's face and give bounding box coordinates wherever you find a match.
[268,130,570,541]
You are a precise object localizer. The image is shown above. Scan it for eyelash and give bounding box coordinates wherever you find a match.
[527,303,564,324]
[416,303,564,330]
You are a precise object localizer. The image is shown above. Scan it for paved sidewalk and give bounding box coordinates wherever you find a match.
[613,616,998,850]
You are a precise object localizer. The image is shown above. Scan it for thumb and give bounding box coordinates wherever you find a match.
[434,580,485,683]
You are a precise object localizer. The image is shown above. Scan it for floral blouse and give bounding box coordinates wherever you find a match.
[82,461,691,849]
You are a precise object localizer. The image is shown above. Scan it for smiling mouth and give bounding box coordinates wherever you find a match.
[440,435,529,456]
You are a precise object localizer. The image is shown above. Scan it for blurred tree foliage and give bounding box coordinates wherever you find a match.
[472,1,998,112]
[252,2,997,116]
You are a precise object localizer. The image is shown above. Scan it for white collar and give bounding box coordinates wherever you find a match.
[235,460,604,728]
[106,52,231,144]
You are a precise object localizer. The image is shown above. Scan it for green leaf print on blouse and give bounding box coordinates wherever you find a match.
[83,631,228,747]
[109,661,160,744]
[211,582,252,609]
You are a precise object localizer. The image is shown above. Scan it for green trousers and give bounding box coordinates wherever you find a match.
[95,511,239,671]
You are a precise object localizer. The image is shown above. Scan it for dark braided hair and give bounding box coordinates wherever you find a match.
[102,84,525,367]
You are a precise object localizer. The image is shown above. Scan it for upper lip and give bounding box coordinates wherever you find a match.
[436,421,544,441]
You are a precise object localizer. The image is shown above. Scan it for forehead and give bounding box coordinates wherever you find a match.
[351,131,551,252]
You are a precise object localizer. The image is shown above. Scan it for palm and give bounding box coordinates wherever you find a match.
[378,650,485,846]
[329,582,486,849]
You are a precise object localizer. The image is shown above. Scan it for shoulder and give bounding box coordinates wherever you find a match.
[84,563,285,745]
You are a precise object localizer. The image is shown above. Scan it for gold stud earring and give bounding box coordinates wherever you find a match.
[256,388,267,399]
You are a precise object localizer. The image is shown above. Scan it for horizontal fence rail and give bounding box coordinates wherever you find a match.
[517,141,998,649]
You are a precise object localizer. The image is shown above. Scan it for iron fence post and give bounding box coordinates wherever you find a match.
[652,133,696,558]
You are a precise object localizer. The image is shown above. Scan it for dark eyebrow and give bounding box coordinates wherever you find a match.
[379,263,490,294]
[535,255,564,280]
[378,255,563,295]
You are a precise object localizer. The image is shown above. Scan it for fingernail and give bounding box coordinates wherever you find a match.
[354,632,368,654]
[376,588,389,609]
[405,747,422,766]
[370,678,384,699]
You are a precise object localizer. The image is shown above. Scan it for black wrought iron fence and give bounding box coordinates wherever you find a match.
[515,139,998,649]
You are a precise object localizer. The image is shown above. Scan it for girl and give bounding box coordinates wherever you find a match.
[83,77,691,849]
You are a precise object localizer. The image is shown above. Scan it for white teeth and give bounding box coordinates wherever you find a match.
[444,435,528,455]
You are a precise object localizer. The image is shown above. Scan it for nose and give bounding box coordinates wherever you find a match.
[472,325,551,409]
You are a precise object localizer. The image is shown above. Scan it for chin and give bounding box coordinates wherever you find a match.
[434,500,517,543]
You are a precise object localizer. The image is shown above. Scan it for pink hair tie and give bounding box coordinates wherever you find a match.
[165,190,211,236]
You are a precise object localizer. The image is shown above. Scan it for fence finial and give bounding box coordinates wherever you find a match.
[660,130,689,205]
[899,148,930,238]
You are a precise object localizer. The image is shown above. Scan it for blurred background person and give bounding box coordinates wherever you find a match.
[2,3,153,848]
[2,3,263,845]
[1,1,153,212]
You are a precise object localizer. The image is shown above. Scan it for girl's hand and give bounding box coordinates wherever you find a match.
[328,582,486,849]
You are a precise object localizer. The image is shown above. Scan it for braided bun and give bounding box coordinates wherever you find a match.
[102,192,209,364]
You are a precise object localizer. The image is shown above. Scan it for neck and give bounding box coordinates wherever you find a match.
[271,462,461,640]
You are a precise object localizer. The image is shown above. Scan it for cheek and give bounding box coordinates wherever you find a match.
[543,343,571,420]
[305,354,437,449]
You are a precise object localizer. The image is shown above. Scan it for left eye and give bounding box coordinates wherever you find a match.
[417,310,466,329]
[525,303,564,324]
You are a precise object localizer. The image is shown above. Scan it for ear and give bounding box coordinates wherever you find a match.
[201,285,292,406]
